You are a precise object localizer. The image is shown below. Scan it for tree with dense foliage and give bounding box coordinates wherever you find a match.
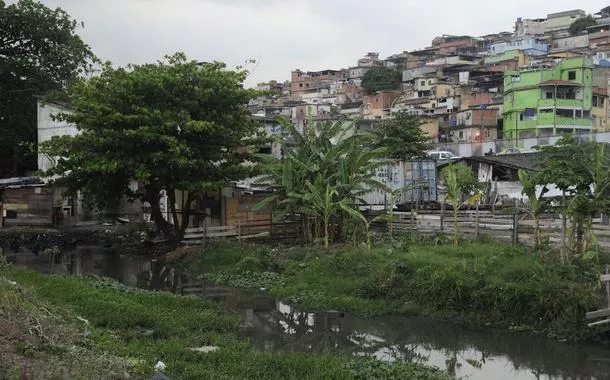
[361,67,402,94]
[537,137,610,256]
[256,118,388,247]
[370,111,432,160]
[441,163,482,246]
[41,53,262,240]
[0,0,94,176]
[568,15,597,35]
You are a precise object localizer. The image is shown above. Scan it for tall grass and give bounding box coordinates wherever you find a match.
[193,239,600,339]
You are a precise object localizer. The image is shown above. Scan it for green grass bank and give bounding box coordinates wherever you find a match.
[188,235,602,341]
[0,258,451,380]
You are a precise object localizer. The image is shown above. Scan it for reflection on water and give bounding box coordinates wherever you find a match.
[10,248,610,380]
[200,286,610,380]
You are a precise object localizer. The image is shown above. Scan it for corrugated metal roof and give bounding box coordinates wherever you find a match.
[0,177,45,189]
[439,153,545,171]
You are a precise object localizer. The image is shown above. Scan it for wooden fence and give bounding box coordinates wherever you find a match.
[386,204,610,249]
[586,266,610,328]
[181,219,300,246]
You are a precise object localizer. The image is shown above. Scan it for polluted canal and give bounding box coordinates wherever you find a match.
[11,249,610,380]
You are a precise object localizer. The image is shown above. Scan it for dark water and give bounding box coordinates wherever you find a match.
[203,286,610,380]
[10,248,610,380]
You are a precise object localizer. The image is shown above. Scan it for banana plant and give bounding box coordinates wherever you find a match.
[340,203,390,252]
[255,116,389,246]
[518,169,548,249]
[295,175,342,248]
[441,162,482,246]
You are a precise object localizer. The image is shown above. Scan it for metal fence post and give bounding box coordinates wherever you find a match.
[440,202,445,233]
[475,203,480,239]
[512,198,519,245]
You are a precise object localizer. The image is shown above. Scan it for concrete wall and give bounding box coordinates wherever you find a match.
[545,10,585,32]
[552,34,589,50]
[514,19,547,37]
[592,91,609,131]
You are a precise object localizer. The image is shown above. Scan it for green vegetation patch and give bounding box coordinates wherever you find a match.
[1,256,450,379]
[190,237,600,340]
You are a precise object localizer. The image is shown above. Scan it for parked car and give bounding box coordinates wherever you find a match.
[427,151,459,161]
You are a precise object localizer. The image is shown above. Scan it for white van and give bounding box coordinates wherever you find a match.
[427,151,458,161]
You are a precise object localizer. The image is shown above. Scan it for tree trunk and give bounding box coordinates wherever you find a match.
[453,204,459,247]
[147,188,173,239]
[576,215,585,254]
[167,189,181,238]
[178,192,194,241]
[150,261,171,290]
[534,214,541,248]
[560,192,567,264]
[323,217,329,248]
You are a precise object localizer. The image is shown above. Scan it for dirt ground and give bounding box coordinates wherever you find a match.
[0,308,56,379]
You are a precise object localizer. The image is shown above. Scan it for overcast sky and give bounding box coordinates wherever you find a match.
[17,0,610,87]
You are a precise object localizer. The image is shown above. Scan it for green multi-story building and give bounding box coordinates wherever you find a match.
[503,57,593,141]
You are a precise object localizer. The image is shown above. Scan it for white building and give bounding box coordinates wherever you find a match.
[36,99,78,173]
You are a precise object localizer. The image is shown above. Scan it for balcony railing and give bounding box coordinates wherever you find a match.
[537,114,592,127]
[537,98,584,108]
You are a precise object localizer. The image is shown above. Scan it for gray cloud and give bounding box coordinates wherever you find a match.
[10,0,609,86]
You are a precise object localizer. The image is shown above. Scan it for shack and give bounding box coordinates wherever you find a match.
[168,185,272,234]
[362,160,438,209]
[0,177,53,227]
[440,153,562,203]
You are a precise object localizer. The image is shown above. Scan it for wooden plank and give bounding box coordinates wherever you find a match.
[205,231,238,238]
[182,240,203,245]
[237,232,269,239]
[3,218,52,225]
[183,233,204,239]
[601,274,610,282]
[588,319,610,327]
[207,226,238,232]
[184,227,205,234]
[586,308,610,320]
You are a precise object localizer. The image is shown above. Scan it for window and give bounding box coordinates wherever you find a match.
[511,75,520,82]
[458,131,464,139]
[556,109,573,117]
[420,80,426,86]
[546,91,553,99]
[428,79,433,85]
[593,96,598,107]
[299,83,303,87]
[568,71,576,80]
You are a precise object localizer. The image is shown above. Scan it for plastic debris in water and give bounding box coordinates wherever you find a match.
[190,346,219,353]
[154,361,166,372]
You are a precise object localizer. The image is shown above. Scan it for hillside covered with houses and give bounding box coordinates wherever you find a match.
[250,6,610,157]
[4,4,610,231]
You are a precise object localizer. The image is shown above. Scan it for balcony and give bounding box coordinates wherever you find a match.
[537,98,584,109]
[537,113,592,128]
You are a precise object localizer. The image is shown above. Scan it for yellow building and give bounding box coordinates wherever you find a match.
[592,87,609,132]
[419,116,439,141]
